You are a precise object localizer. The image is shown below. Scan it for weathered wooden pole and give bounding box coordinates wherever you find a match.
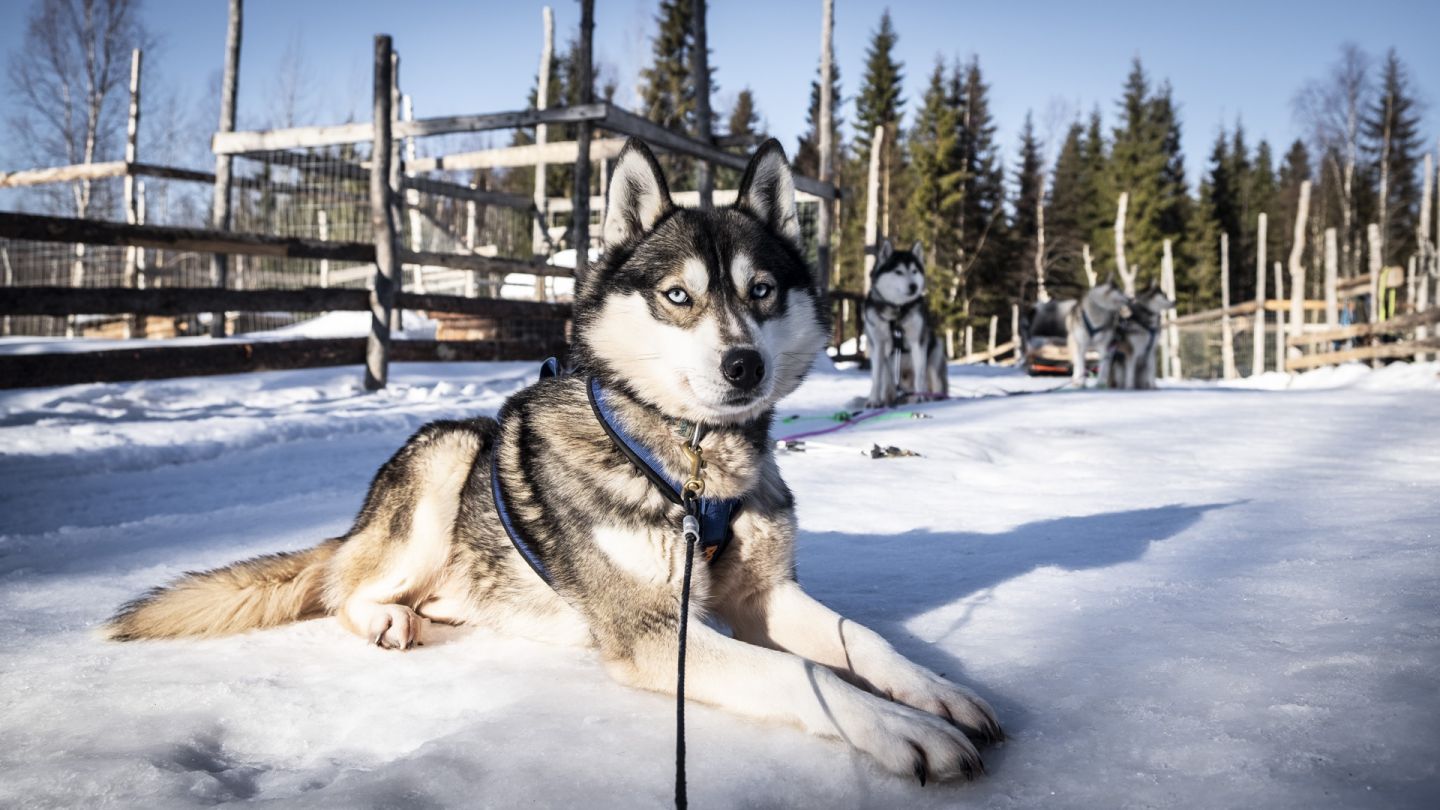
[1367,222,1382,325]
[964,323,973,358]
[1220,232,1236,379]
[366,35,400,391]
[402,94,426,294]
[1035,190,1049,302]
[1273,261,1286,373]
[533,5,555,295]
[210,0,242,338]
[1286,180,1312,360]
[1114,191,1134,295]
[1161,238,1179,379]
[862,124,885,289]
[1010,303,1020,361]
[1082,242,1096,287]
[317,209,330,288]
[986,315,998,365]
[1324,227,1339,327]
[691,0,713,208]
[122,48,144,338]
[815,0,834,294]
[571,0,594,271]
[389,51,404,328]
[1251,212,1266,376]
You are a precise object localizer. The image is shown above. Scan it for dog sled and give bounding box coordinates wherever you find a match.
[1020,300,1080,376]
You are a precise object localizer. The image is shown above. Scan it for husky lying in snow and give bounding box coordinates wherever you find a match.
[108,139,1001,783]
[1065,276,1131,387]
[862,239,947,407]
[1106,284,1174,390]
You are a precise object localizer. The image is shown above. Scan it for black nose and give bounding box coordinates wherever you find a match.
[721,348,765,390]
[907,283,919,295]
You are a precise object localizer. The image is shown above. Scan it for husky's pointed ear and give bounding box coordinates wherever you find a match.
[736,139,801,247]
[910,240,925,262]
[876,238,894,266]
[602,139,674,252]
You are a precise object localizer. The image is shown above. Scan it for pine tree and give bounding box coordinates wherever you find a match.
[1362,48,1424,265]
[952,57,1009,322]
[906,60,963,300]
[1046,120,1088,291]
[1105,61,1188,288]
[793,62,841,179]
[1190,128,1236,309]
[1275,139,1313,272]
[727,88,759,138]
[853,9,904,161]
[638,0,716,191]
[1011,112,1045,299]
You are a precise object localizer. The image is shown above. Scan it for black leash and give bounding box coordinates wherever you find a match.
[675,422,706,810]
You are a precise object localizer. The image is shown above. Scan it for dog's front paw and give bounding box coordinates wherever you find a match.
[367,604,429,651]
[889,673,1004,745]
[847,694,985,783]
[865,397,891,409]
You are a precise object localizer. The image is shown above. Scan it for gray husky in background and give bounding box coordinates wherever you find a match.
[1107,283,1174,390]
[108,139,1001,783]
[863,239,947,407]
[1065,276,1131,387]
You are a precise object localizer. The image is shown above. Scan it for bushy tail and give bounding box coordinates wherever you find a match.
[106,539,341,641]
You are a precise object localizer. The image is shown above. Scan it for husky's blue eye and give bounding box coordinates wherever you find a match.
[750,282,773,300]
[665,288,691,305]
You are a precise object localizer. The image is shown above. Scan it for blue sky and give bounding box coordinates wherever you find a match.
[1,0,1438,188]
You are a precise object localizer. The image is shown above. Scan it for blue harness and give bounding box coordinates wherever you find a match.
[490,361,741,588]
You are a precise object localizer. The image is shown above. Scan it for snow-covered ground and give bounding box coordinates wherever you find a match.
[1,359,1438,808]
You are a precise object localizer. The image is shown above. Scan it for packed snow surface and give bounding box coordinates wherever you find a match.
[1,359,1438,808]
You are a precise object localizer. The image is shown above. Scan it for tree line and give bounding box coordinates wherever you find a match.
[528,3,1429,342]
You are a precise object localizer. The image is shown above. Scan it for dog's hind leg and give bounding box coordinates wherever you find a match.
[324,422,485,649]
[725,580,1003,745]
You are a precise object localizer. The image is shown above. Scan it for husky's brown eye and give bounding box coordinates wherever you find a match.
[665,287,692,306]
[750,282,773,300]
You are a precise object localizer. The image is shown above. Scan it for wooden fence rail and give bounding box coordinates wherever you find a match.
[0,337,567,390]
[0,211,565,277]
[0,286,571,321]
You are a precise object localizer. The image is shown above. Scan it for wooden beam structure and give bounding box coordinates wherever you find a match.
[572,0,595,264]
[405,138,627,174]
[211,104,608,155]
[0,211,565,277]
[816,0,835,293]
[1285,337,1440,372]
[211,0,243,337]
[0,286,572,321]
[1286,306,1440,346]
[0,337,568,390]
[402,175,530,208]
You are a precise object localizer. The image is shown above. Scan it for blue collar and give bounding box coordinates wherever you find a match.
[490,364,741,590]
[1081,306,1106,337]
[585,376,740,561]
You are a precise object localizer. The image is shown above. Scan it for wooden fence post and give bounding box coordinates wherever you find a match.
[1220,232,1236,379]
[1324,227,1339,327]
[1273,261,1286,373]
[571,0,594,272]
[1366,222,1382,368]
[1082,243,1096,287]
[1252,213,1266,376]
[1114,191,1134,295]
[402,94,425,294]
[964,324,973,358]
[1286,180,1312,360]
[862,124,885,287]
[366,35,399,391]
[1161,238,1179,378]
[1010,303,1019,362]
[691,0,713,209]
[533,6,554,301]
[389,51,404,329]
[317,209,330,288]
[815,0,834,295]
[210,0,242,338]
[986,315,998,365]
[123,48,144,339]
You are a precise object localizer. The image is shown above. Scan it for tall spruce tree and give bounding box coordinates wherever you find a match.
[1011,112,1045,299]
[1046,120,1089,292]
[1275,139,1313,273]
[794,63,842,179]
[1361,48,1424,265]
[638,0,716,191]
[853,9,904,160]
[951,57,1009,321]
[906,58,964,325]
[1104,60,1188,287]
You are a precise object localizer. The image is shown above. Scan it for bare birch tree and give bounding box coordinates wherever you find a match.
[5,0,153,217]
[1293,43,1371,276]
